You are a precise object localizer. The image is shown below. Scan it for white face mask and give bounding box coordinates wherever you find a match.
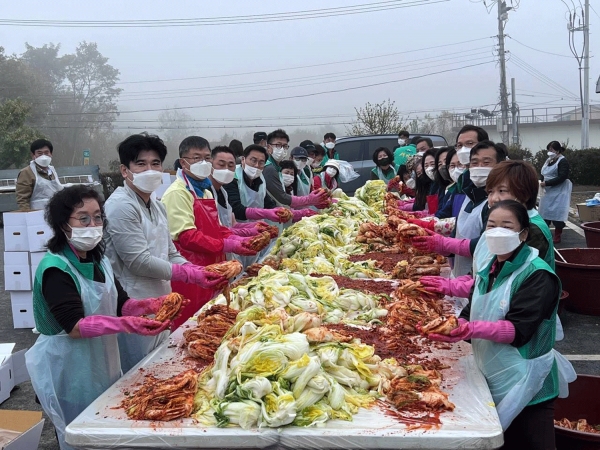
[188,160,212,179]
[293,159,307,171]
[212,168,235,184]
[325,142,335,150]
[457,147,472,165]
[547,151,556,157]
[311,160,321,168]
[272,147,288,162]
[243,164,262,180]
[450,167,465,183]
[306,157,314,167]
[485,227,523,256]
[398,139,406,146]
[405,177,416,190]
[425,167,436,181]
[325,167,338,178]
[35,155,52,168]
[130,169,163,193]
[469,166,493,188]
[67,225,103,252]
[282,174,295,187]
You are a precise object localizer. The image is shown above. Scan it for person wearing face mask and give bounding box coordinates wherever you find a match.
[262,129,331,210]
[16,138,64,211]
[26,186,173,450]
[370,147,397,182]
[104,134,226,372]
[253,131,268,148]
[393,133,417,168]
[539,141,572,243]
[290,146,313,196]
[435,148,466,219]
[415,137,434,157]
[310,144,326,174]
[320,132,339,166]
[313,159,340,191]
[423,200,575,450]
[280,160,299,195]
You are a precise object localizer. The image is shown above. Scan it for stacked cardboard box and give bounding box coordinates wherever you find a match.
[3,211,53,329]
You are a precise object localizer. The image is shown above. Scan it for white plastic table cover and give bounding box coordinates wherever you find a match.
[66,319,503,450]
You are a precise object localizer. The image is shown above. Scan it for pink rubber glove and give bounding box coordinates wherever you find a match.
[231,222,262,237]
[407,218,436,231]
[399,200,416,211]
[223,237,257,256]
[419,275,474,297]
[428,320,515,344]
[292,209,318,222]
[411,211,430,219]
[245,208,284,223]
[290,190,329,208]
[331,198,339,204]
[171,263,226,288]
[411,235,471,256]
[78,315,170,338]
[121,297,165,316]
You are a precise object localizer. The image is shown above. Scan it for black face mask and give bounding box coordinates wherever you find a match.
[377,157,391,166]
[439,166,451,182]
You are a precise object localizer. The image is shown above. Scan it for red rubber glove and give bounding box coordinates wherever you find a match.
[223,237,258,256]
[407,218,436,231]
[411,235,471,256]
[171,263,226,288]
[78,315,170,338]
[292,209,318,222]
[419,275,474,297]
[427,319,515,344]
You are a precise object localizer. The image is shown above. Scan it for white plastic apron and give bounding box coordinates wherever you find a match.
[25,255,120,450]
[117,198,171,374]
[376,166,397,183]
[29,161,63,210]
[297,169,312,197]
[538,155,573,222]
[211,185,234,228]
[471,247,575,430]
[453,197,486,277]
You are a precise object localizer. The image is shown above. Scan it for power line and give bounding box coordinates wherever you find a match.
[41,60,496,116]
[0,0,448,28]
[506,36,573,58]
[509,53,579,99]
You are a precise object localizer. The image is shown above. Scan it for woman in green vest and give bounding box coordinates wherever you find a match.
[25,186,171,450]
[425,200,575,450]
[370,146,397,182]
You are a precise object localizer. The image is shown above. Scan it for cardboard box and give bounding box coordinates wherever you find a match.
[0,343,30,404]
[3,252,29,266]
[0,410,44,450]
[9,294,35,329]
[29,252,46,266]
[3,227,29,252]
[577,203,600,222]
[26,225,52,253]
[2,212,28,228]
[3,265,31,291]
[23,210,46,227]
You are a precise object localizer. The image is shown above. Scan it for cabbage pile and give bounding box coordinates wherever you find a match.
[214,266,388,325]
[354,180,387,211]
[193,308,406,428]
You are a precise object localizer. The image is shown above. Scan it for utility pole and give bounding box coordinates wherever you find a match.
[497,1,511,145]
[511,78,519,145]
[582,0,590,149]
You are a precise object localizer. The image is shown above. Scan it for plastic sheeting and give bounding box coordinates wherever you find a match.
[66,319,503,449]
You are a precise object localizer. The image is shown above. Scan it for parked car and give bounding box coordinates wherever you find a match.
[334,134,449,194]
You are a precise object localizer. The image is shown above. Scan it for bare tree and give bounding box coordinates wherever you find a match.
[347,99,408,136]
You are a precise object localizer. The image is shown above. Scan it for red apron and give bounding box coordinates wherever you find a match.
[426,194,439,215]
[171,192,226,329]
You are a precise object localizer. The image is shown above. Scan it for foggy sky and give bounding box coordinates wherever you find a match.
[1,0,597,141]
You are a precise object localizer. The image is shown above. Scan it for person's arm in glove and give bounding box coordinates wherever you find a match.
[231,222,262,237]
[407,218,436,231]
[419,275,474,298]
[398,199,415,211]
[223,237,258,256]
[290,190,329,208]
[411,233,471,257]
[73,315,170,339]
[387,177,400,192]
[292,209,318,222]
[245,207,288,223]
[171,263,226,287]
[426,318,515,344]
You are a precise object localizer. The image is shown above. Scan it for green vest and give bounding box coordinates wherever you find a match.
[476,247,560,406]
[529,212,555,269]
[33,248,105,335]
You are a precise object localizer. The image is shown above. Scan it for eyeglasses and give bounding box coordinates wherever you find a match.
[70,214,105,226]
[246,157,266,168]
[269,143,290,150]
[456,141,478,150]
[182,156,211,163]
